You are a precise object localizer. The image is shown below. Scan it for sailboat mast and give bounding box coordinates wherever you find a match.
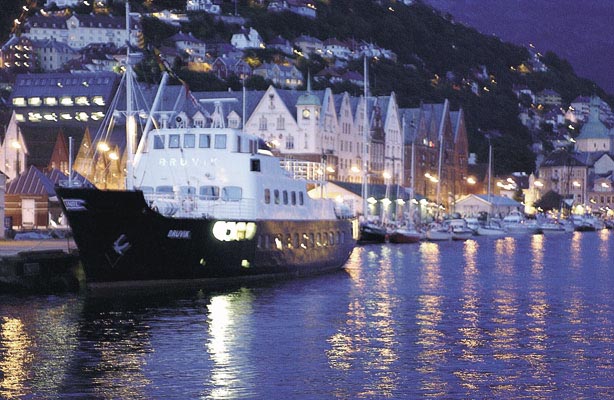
[361,56,369,220]
[488,141,492,204]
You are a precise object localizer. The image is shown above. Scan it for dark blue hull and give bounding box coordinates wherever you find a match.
[56,187,355,291]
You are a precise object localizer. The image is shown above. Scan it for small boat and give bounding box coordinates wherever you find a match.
[502,211,540,235]
[539,220,567,234]
[475,218,506,236]
[443,218,473,241]
[388,225,422,244]
[426,222,453,241]
[358,222,388,244]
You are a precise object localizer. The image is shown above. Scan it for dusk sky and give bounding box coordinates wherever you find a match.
[424,0,614,95]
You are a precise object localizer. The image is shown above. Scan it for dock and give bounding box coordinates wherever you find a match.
[0,239,82,293]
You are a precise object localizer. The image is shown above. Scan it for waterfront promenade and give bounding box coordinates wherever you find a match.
[0,238,76,256]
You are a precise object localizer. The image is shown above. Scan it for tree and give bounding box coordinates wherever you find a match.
[534,190,563,212]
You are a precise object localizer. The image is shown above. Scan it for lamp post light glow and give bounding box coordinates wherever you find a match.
[97,142,110,152]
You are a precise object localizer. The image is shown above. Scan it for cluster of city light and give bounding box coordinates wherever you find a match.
[12,96,105,107]
[14,111,104,122]
[425,172,439,183]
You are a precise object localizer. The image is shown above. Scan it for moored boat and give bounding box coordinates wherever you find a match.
[358,222,388,244]
[388,225,422,243]
[426,222,453,241]
[443,218,474,241]
[56,36,355,291]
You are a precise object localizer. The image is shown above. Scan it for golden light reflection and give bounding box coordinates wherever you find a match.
[206,289,255,399]
[530,234,544,275]
[419,242,441,292]
[0,317,31,399]
[326,245,399,397]
[570,232,582,268]
[494,237,517,276]
[457,239,484,371]
[598,229,610,260]
[416,293,448,394]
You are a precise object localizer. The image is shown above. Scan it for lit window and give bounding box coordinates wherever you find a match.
[44,97,57,106]
[60,113,72,120]
[43,113,57,121]
[28,97,42,106]
[76,112,88,121]
[60,96,73,106]
[15,114,25,122]
[92,96,105,106]
[91,112,104,120]
[28,112,42,122]
[12,97,26,107]
[75,96,89,106]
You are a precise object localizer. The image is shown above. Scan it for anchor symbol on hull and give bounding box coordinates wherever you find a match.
[113,234,131,255]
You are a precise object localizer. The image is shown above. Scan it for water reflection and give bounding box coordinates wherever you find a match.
[206,288,256,399]
[416,242,447,396]
[0,317,31,399]
[327,244,399,398]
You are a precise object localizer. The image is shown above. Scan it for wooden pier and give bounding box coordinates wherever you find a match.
[0,239,82,293]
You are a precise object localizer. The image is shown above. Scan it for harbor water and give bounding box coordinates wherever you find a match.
[1,230,614,398]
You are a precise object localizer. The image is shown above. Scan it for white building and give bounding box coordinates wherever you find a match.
[231,27,264,50]
[24,12,141,50]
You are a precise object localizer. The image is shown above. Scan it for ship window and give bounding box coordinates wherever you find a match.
[291,191,296,205]
[156,186,173,198]
[283,190,288,205]
[329,232,334,245]
[299,192,304,205]
[341,231,345,243]
[309,233,315,248]
[251,159,261,172]
[222,186,242,201]
[293,233,299,248]
[264,235,270,249]
[264,188,270,204]
[169,134,180,148]
[301,233,308,249]
[153,135,165,149]
[139,186,154,194]
[286,234,293,249]
[184,134,195,148]
[199,186,219,200]
[316,233,321,246]
[179,186,196,195]
[274,189,280,204]
[214,134,227,149]
[199,134,211,148]
[274,234,283,250]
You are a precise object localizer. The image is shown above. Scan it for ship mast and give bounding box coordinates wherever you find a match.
[125,1,136,189]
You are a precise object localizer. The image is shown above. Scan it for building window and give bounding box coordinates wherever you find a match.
[286,135,294,150]
[277,115,285,130]
[259,116,267,131]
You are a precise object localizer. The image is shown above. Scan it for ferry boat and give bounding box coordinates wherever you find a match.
[56,51,355,291]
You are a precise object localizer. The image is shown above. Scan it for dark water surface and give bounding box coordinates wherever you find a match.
[1,231,614,399]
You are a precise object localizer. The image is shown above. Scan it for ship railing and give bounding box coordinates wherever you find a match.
[144,193,258,220]
[280,160,325,184]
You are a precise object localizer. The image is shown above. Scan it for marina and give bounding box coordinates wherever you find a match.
[0,230,613,398]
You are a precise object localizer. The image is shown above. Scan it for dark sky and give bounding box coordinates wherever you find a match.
[424,0,614,94]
